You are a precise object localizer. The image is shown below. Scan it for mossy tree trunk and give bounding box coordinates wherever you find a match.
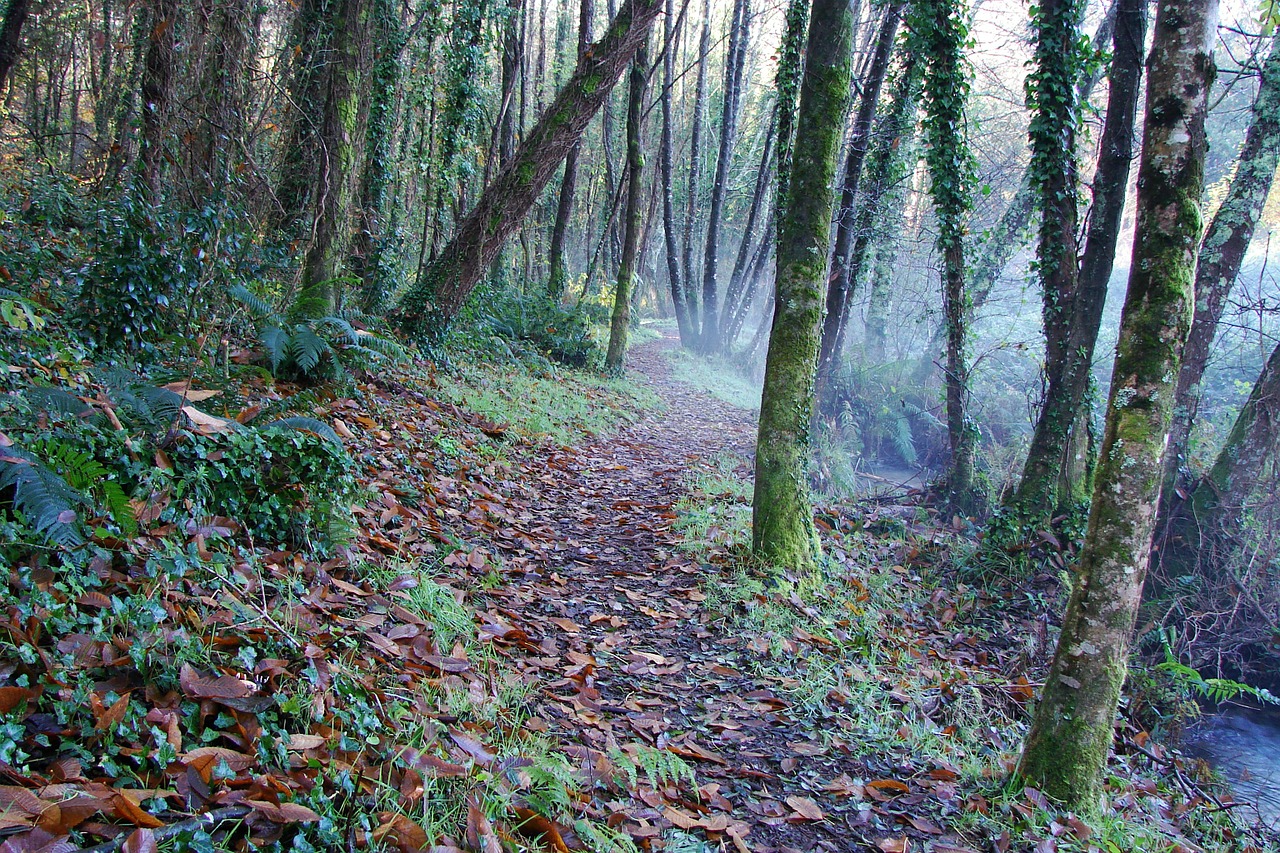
[606,39,648,372]
[815,0,904,390]
[1161,30,1280,500]
[698,0,750,353]
[395,0,663,337]
[1011,0,1145,519]
[296,0,371,318]
[275,0,334,231]
[774,0,810,214]
[546,0,594,300]
[752,0,855,572]
[909,0,979,513]
[1017,0,1215,810]
[680,0,712,337]
[659,0,694,342]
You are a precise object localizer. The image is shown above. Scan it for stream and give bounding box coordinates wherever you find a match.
[1185,706,1280,827]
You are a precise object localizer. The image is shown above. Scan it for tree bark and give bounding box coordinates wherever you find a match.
[297,0,371,317]
[910,0,978,512]
[1017,0,1215,810]
[774,0,810,213]
[0,0,32,92]
[660,0,695,343]
[137,0,178,198]
[815,1,904,384]
[396,0,664,336]
[547,0,594,299]
[752,0,855,572]
[698,0,750,352]
[606,39,648,371]
[681,0,712,331]
[1162,30,1280,498]
[1010,0,1146,518]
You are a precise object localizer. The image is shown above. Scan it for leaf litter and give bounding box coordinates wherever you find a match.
[0,330,1265,852]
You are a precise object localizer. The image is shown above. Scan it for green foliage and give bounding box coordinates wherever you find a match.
[1154,627,1279,706]
[471,291,603,369]
[174,419,355,550]
[229,284,407,381]
[907,0,975,253]
[609,744,698,792]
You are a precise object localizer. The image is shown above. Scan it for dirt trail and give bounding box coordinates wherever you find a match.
[481,330,882,853]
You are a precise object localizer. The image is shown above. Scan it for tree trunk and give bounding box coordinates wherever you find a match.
[814,0,904,385]
[296,0,371,318]
[681,0,712,331]
[752,0,855,572]
[275,0,334,230]
[1183,338,1280,546]
[396,0,664,337]
[137,0,178,198]
[774,0,810,211]
[1010,0,1145,518]
[660,0,695,343]
[698,0,750,353]
[910,0,978,512]
[1162,30,1280,498]
[352,0,405,313]
[720,117,775,349]
[0,0,32,91]
[1017,0,1215,810]
[547,0,594,299]
[606,39,648,371]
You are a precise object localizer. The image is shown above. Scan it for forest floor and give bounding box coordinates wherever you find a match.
[3,326,1269,853]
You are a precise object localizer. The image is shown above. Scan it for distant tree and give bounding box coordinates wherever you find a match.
[606,38,649,371]
[908,0,979,512]
[1007,0,1146,519]
[137,0,178,197]
[752,0,855,571]
[1161,31,1280,501]
[1017,0,1215,810]
[547,0,594,299]
[0,0,32,91]
[396,0,664,337]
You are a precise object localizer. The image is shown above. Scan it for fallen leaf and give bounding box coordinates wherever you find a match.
[785,795,825,821]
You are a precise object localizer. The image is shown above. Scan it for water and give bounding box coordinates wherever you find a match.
[1185,706,1280,827]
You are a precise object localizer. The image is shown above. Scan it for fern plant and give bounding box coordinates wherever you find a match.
[0,437,137,547]
[608,745,698,792]
[229,284,407,381]
[1156,627,1280,706]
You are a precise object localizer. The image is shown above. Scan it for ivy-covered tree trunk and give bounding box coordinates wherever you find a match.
[350,0,404,313]
[1017,0,1215,810]
[774,0,810,211]
[815,1,904,388]
[188,0,254,192]
[752,0,855,572]
[396,0,663,336]
[606,39,647,371]
[1161,30,1280,498]
[910,0,978,512]
[698,0,750,353]
[1011,0,1145,518]
[659,0,694,343]
[296,0,371,318]
[546,0,594,299]
[137,0,178,197]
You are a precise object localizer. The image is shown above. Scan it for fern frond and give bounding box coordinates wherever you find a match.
[24,387,93,419]
[31,437,138,537]
[355,332,408,362]
[262,325,289,373]
[287,324,330,374]
[0,447,86,547]
[228,283,277,320]
[316,316,362,347]
[262,416,341,444]
[609,745,697,792]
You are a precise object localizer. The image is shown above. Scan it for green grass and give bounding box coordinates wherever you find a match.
[664,348,762,411]
[438,359,661,446]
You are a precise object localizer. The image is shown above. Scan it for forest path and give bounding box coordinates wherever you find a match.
[479,330,884,853]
